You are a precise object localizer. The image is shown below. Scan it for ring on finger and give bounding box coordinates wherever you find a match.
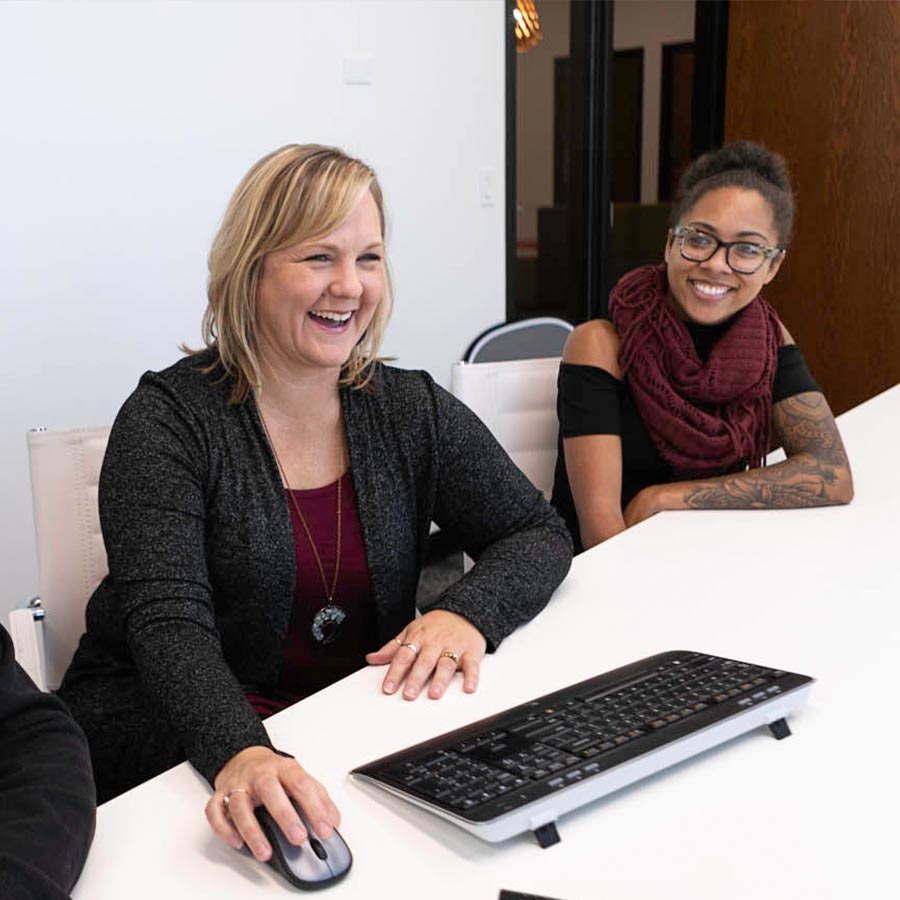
[401,642,419,655]
[222,787,251,810]
[393,636,404,646]
[440,650,460,664]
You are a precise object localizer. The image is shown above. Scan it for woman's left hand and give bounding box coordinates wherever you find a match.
[365,610,487,701]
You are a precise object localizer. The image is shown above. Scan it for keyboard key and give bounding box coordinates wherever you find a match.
[506,717,542,735]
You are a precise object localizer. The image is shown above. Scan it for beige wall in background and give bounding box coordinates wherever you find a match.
[614,0,695,204]
[516,0,570,244]
[516,0,695,246]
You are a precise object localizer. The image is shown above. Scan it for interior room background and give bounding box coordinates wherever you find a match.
[3,0,898,625]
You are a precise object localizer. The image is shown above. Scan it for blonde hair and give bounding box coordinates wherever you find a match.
[196,144,393,402]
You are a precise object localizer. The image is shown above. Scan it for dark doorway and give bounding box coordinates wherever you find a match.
[659,41,694,202]
[610,48,643,204]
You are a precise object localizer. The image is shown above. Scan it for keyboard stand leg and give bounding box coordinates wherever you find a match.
[768,718,791,740]
[533,822,561,848]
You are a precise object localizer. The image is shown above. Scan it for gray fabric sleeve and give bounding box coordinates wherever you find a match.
[100,376,273,784]
[424,379,573,650]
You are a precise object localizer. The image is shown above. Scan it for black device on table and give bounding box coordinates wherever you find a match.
[352,650,813,848]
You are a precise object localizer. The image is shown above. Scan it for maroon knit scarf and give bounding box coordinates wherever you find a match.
[608,263,781,478]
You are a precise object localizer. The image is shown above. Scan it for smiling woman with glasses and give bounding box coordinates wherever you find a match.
[551,141,853,551]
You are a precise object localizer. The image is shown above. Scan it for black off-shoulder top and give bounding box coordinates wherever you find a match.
[551,318,821,551]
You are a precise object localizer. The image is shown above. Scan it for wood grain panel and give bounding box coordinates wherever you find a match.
[725,0,900,415]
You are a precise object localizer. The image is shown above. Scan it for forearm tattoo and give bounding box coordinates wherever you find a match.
[682,393,851,510]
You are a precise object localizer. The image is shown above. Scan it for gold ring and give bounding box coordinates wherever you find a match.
[401,642,419,655]
[441,650,460,664]
[223,787,251,809]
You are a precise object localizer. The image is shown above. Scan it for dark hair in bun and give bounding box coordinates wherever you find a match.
[671,141,795,246]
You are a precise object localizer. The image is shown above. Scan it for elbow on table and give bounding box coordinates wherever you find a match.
[578,516,627,552]
[833,465,854,505]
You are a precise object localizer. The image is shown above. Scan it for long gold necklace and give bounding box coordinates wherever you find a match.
[259,413,347,646]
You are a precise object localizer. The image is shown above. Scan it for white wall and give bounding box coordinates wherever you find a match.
[0,0,506,623]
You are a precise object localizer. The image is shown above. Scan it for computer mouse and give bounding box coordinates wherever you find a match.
[255,800,352,890]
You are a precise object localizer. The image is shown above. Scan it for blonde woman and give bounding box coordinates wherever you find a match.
[59,145,572,860]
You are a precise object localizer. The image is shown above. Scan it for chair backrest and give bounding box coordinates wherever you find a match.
[464,317,573,364]
[27,426,110,689]
[450,357,561,499]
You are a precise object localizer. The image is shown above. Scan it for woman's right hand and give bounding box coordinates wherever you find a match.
[205,745,340,861]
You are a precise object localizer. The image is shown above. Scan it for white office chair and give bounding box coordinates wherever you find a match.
[450,356,561,500]
[450,357,562,573]
[8,426,110,690]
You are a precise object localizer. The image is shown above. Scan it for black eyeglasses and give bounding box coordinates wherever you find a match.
[672,225,784,275]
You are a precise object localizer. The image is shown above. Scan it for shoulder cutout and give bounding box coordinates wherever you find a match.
[562,319,622,379]
[778,321,795,347]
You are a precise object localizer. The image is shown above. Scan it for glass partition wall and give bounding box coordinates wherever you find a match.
[507,0,708,323]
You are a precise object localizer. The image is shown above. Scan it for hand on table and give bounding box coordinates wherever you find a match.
[206,746,340,861]
[366,609,487,700]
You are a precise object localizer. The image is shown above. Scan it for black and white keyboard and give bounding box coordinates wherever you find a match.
[351,651,813,847]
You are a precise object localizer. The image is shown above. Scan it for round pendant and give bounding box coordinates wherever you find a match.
[311,604,346,645]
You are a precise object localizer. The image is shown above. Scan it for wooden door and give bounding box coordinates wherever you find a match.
[726,0,900,414]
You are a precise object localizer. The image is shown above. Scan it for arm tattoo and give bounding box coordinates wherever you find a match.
[682,392,851,510]
[774,392,848,467]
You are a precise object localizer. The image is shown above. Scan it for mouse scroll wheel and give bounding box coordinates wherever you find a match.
[309,838,328,860]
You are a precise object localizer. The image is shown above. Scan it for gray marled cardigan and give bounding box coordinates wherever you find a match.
[60,353,572,784]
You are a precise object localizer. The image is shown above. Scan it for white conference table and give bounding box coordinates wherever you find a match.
[73,384,899,900]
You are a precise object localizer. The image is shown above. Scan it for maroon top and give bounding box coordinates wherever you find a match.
[246,472,375,717]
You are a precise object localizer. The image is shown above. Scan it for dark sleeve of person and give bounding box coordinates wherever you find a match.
[557,363,625,438]
[0,626,95,900]
[99,375,273,785]
[773,344,822,403]
[425,378,573,651]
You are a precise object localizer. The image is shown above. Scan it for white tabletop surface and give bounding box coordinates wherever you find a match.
[72,384,900,900]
